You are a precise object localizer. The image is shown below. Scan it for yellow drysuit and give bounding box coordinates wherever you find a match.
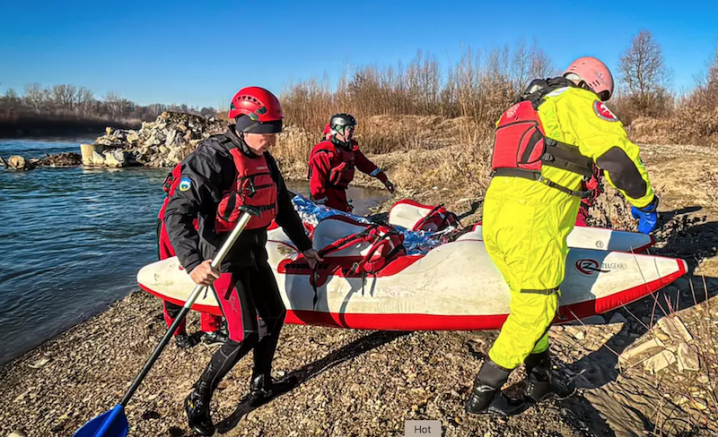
[485,86,655,369]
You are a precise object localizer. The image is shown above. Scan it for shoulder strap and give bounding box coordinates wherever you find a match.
[311,141,338,157]
[211,133,235,149]
[521,77,577,109]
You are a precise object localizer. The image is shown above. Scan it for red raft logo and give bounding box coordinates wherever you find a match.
[575,259,609,275]
[593,101,619,122]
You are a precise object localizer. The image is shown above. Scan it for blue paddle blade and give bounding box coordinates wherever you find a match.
[73,405,128,437]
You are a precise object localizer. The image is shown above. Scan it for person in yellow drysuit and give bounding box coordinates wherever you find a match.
[465,57,660,416]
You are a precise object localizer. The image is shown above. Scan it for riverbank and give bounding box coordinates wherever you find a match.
[1,138,718,436]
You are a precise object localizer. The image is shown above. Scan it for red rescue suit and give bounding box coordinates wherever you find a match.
[157,165,221,336]
[307,139,388,211]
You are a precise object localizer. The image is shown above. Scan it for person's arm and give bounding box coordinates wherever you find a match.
[308,145,335,204]
[164,149,224,273]
[354,148,388,182]
[354,148,394,192]
[569,98,656,209]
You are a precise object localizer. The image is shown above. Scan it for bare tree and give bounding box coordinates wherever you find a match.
[104,91,124,118]
[619,29,672,116]
[51,84,77,111]
[76,86,95,115]
[527,40,556,80]
[511,39,556,92]
[693,43,718,109]
[1,88,21,113]
[24,83,45,111]
[511,39,531,88]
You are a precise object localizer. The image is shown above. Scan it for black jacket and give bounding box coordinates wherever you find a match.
[164,126,312,272]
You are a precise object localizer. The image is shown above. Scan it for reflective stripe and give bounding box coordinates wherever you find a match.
[370,168,382,177]
[546,87,570,98]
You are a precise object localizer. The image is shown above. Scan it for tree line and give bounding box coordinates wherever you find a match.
[281,31,718,143]
[0,83,219,124]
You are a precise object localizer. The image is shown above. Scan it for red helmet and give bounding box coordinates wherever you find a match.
[563,57,614,101]
[228,86,284,133]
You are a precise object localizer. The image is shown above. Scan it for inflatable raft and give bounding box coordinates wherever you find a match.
[138,198,685,331]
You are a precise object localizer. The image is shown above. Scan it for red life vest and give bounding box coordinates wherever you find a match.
[215,147,277,231]
[308,140,357,189]
[159,135,278,234]
[491,78,598,197]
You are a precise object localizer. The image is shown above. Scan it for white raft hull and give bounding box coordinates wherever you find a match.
[138,223,685,331]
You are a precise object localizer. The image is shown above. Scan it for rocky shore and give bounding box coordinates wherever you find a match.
[0,276,715,437]
[1,111,225,171]
[83,111,225,168]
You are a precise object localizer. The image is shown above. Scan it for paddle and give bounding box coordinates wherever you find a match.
[73,205,261,437]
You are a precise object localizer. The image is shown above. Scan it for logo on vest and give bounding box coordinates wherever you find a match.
[593,101,619,122]
[179,177,192,192]
[504,103,520,120]
[256,166,268,171]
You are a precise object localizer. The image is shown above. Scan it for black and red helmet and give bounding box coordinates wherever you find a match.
[228,86,284,133]
[329,113,357,147]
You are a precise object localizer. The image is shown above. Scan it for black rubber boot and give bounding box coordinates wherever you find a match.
[246,373,298,407]
[184,381,215,436]
[201,330,228,346]
[524,350,575,403]
[175,333,195,350]
[465,359,528,416]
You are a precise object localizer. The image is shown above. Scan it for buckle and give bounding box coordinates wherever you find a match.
[243,180,257,198]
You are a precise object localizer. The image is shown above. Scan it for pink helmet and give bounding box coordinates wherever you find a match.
[563,57,614,101]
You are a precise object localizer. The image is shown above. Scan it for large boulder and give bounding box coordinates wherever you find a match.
[103,149,127,168]
[90,111,226,167]
[91,151,105,166]
[7,155,35,171]
[38,152,82,167]
[165,129,183,148]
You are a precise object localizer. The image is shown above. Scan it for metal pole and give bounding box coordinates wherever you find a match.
[119,210,255,406]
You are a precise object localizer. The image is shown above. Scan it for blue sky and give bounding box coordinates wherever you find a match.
[1,0,716,108]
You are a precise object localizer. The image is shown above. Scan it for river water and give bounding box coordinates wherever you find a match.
[0,139,388,364]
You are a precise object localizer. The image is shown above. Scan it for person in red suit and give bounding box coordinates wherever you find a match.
[308,113,395,211]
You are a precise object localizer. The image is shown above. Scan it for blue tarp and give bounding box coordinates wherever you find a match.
[291,194,446,255]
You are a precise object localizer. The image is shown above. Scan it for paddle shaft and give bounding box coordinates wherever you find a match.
[119,211,254,406]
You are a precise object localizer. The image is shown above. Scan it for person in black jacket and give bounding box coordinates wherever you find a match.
[164,86,322,436]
